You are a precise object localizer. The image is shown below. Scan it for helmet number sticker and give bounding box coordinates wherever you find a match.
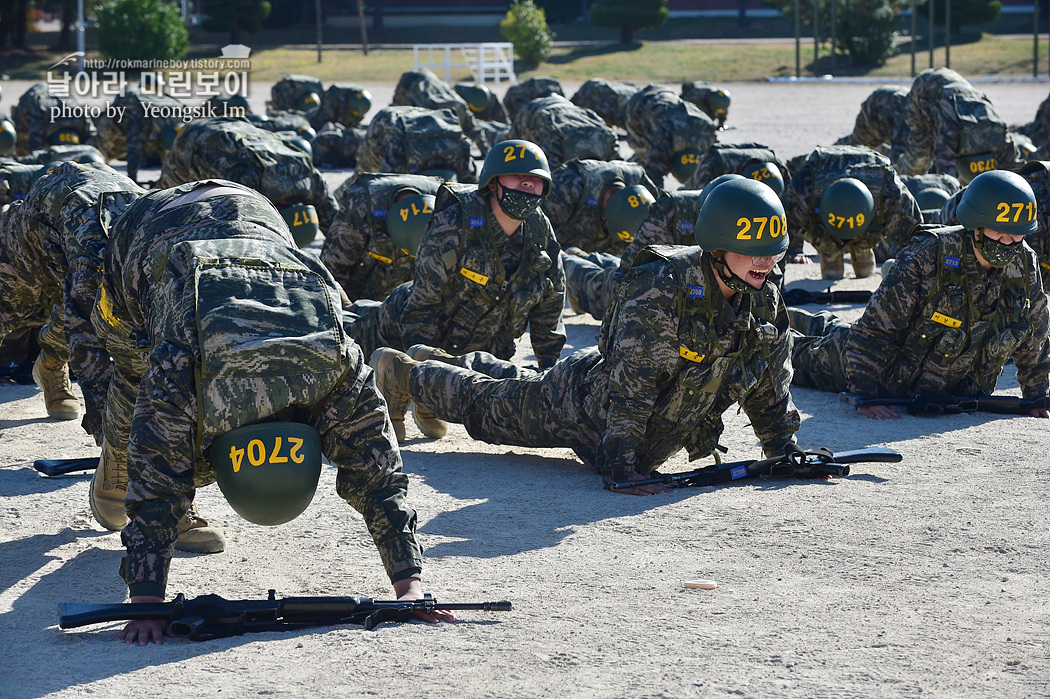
[750,167,773,181]
[967,157,996,174]
[503,144,532,162]
[736,215,785,240]
[58,131,78,143]
[826,212,865,230]
[292,209,319,227]
[680,152,701,165]
[399,200,433,220]
[229,436,306,473]
[995,202,1036,223]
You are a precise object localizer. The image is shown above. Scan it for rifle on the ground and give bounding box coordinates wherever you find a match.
[59,590,512,639]
[783,288,873,306]
[608,445,902,491]
[839,392,1050,416]
[33,457,99,477]
[0,360,35,385]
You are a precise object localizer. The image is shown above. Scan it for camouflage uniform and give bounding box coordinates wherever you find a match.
[11,83,97,155]
[563,190,703,321]
[791,225,1050,399]
[503,77,564,121]
[683,142,790,191]
[120,90,185,183]
[454,83,509,123]
[16,143,107,165]
[268,75,324,114]
[0,161,143,440]
[834,86,911,159]
[348,183,566,367]
[570,79,640,130]
[356,106,476,184]
[255,110,314,136]
[506,95,617,170]
[783,145,922,258]
[897,68,1018,179]
[541,159,658,254]
[157,117,338,232]
[0,162,39,206]
[307,84,371,130]
[391,69,483,150]
[409,245,800,481]
[1016,91,1050,156]
[312,123,367,168]
[680,81,730,126]
[95,180,423,597]
[322,173,444,301]
[624,85,718,184]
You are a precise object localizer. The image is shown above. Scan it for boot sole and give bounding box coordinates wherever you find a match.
[88,470,128,532]
[412,408,448,440]
[175,537,226,554]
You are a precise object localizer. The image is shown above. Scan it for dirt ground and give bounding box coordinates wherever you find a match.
[1,76,1049,699]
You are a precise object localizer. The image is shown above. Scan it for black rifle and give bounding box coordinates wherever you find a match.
[59,590,512,639]
[34,457,99,477]
[0,360,35,385]
[783,287,873,306]
[839,392,1050,416]
[608,445,902,490]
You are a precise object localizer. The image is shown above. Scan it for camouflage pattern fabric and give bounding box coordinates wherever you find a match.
[16,143,107,165]
[454,83,509,123]
[410,245,799,481]
[834,86,910,159]
[348,184,566,367]
[680,81,730,126]
[117,89,186,183]
[783,145,922,257]
[96,180,423,596]
[624,84,718,184]
[0,161,144,440]
[311,123,366,168]
[1016,90,1050,156]
[683,142,790,191]
[307,84,371,130]
[268,75,325,113]
[791,226,1050,398]
[506,95,617,170]
[901,173,963,199]
[356,106,476,183]
[503,77,565,121]
[255,110,314,136]
[570,79,640,129]
[157,117,338,232]
[898,68,1017,178]
[321,173,443,301]
[541,159,658,253]
[0,162,45,206]
[11,83,97,155]
[391,69,482,149]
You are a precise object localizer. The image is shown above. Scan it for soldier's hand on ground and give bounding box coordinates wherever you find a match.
[393,578,458,624]
[117,595,175,646]
[786,254,813,265]
[603,474,674,496]
[857,405,902,420]
[1028,407,1050,419]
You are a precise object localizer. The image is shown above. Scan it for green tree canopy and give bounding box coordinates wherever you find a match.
[201,0,272,45]
[96,0,189,62]
[590,0,669,44]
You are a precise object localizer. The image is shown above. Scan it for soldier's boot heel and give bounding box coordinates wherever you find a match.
[89,439,129,531]
[33,352,81,420]
[174,504,226,554]
[820,251,845,280]
[369,348,417,443]
[407,344,458,365]
[851,247,876,278]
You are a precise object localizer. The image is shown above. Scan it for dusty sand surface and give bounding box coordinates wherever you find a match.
[1,77,1048,698]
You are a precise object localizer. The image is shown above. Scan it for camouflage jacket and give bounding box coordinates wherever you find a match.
[392,69,480,143]
[307,84,371,130]
[684,142,789,191]
[541,159,658,254]
[157,117,337,231]
[506,95,617,170]
[1016,90,1050,154]
[784,145,922,256]
[624,84,718,183]
[312,123,366,168]
[835,86,910,158]
[268,75,324,113]
[255,110,314,136]
[356,106,476,183]
[570,79,640,129]
[620,189,704,270]
[503,77,564,121]
[454,83,509,123]
[846,226,1050,399]
[322,173,443,301]
[680,81,730,126]
[11,83,97,155]
[581,245,799,478]
[121,89,185,181]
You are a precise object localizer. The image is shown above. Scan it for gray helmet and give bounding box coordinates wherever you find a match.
[211,422,322,526]
[955,152,997,186]
[741,161,784,196]
[914,187,950,212]
[697,173,746,210]
[346,89,372,118]
[281,202,320,248]
[603,184,655,243]
[388,193,436,256]
[479,139,552,196]
[694,178,788,257]
[820,178,875,240]
[956,170,1037,236]
[285,136,313,160]
[669,148,703,184]
[0,120,15,157]
[709,89,731,117]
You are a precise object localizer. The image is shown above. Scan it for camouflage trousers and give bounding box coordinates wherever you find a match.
[0,269,68,364]
[409,347,602,464]
[562,252,621,322]
[788,309,852,393]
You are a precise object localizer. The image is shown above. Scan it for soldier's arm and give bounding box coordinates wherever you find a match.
[320,211,370,293]
[527,227,567,369]
[539,168,583,234]
[398,207,461,347]
[1012,263,1050,400]
[619,197,675,270]
[311,172,339,233]
[881,175,923,251]
[783,171,813,257]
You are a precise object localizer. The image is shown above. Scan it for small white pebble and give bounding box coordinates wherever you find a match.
[684,580,718,590]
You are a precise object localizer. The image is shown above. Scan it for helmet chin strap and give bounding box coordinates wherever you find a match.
[709,251,761,294]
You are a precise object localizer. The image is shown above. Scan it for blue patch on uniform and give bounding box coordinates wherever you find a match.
[678,222,694,231]
[944,256,961,269]
[469,217,485,228]
[373,208,387,219]
[730,466,748,480]
[687,285,705,298]
[586,197,599,207]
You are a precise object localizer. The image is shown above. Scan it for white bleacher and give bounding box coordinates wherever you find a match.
[412,42,517,85]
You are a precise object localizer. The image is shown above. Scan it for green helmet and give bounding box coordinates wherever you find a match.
[286,136,313,160]
[914,187,950,212]
[48,129,80,146]
[210,422,322,526]
[281,202,320,248]
[956,169,1037,235]
[670,148,703,184]
[74,150,106,165]
[709,89,731,117]
[160,124,179,152]
[741,161,784,196]
[247,113,269,124]
[298,91,321,111]
[226,93,251,114]
[347,89,372,118]
[820,178,875,240]
[388,193,436,256]
[697,173,746,210]
[0,120,15,157]
[479,139,552,196]
[295,124,317,141]
[603,184,655,243]
[457,84,492,113]
[33,161,64,184]
[694,178,788,257]
[421,168,457,182]
[955,152,997,185]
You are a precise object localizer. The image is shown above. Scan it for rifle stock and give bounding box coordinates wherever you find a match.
[783,288,873,306]
[839,392,1047,416]
[33,457,100,477]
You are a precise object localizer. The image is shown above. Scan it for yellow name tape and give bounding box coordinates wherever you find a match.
[931,312,962,329]
[679,346,706,364]
[460,267,489,286]
[97,286,119,327]
[368,251,393,265]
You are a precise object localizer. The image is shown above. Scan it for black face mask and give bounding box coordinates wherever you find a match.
[495,186,543,220]
[978,231,1023,268]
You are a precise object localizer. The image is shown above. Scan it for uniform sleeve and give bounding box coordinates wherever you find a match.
[398,206,462,348]
[539,168,582,234]
[311,171,339,233]
[783,168,814,257]
[320,207,370,295]
[1013,261,1050,400]
[619,197,674,270]
[528,225,567,368]
[880,174,923,251]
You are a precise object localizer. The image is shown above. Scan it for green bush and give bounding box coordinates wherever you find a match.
[837,0,900,66]
[95,0,188,62]
[921,0,1001,34]
[590,0,669,44]
[500,0,555,64]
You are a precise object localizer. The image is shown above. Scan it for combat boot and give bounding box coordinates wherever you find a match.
[820,251,845,280]
[406,345,450,440]
[369,348,417,443]
[174,504,226,553]
[32,352,81,420]
[89,440,128,531]
[850,246,876,278]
